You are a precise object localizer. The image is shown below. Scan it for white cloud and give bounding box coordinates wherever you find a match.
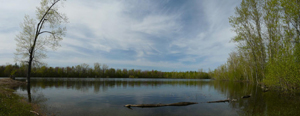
[132,14,182,36]
[59,0,184,59]
[167,0,240,70]
[0,0,241,71]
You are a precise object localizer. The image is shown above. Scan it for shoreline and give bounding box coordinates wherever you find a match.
[0,78,43,116]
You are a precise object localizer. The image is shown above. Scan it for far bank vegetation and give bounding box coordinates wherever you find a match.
[0,63,210,79]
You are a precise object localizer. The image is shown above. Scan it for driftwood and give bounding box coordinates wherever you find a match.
[125,96,251,108]
[124,102,198,108]
[30,110,39,115]
[207,99,230,103]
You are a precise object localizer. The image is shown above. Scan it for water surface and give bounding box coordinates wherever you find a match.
[15,78,300,116]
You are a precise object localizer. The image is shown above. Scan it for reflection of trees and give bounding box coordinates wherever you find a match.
[18,84,48,104]
[18,78,300,115]
[27,78,211,93]
[27,84,31,103]
[16,84,48,114]
[211,81,300,115]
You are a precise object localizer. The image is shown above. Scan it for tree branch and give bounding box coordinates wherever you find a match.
[39,31,53,34]
[33,0,61,53]
[38,19,46,34]
[38,0,60,27]
[39,31,57,40]
[51,9,64,20]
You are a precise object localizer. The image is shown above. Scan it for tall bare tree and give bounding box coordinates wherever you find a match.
[15,0,68,84]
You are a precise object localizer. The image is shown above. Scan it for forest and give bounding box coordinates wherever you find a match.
[210,0,300,92]
[0,63,210,79]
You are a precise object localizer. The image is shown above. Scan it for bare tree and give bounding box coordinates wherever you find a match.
[15,0,68,84]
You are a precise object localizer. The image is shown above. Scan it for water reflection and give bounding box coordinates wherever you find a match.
[27,84,31,102]
[15,78,300,116]
[211,81,300,115]
[18,78,211,93]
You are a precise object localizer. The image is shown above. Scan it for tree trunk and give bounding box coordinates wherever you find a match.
[27,59,32,85]
[10,75,15,80]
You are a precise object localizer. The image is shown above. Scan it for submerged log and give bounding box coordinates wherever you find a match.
[166,102,198,106]
[207,99,230,103]
[124,102,198,108]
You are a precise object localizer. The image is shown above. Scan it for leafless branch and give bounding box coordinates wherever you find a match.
[39,31,53,34]
[39,31,57,40]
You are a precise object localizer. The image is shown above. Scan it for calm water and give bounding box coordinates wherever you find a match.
[14,78,300,116]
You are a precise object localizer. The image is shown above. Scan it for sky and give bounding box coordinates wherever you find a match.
[0,0,241,72]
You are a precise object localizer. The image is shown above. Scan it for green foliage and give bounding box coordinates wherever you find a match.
[264,54,300,92]
[212,0,300,93]
[129,75,136,78]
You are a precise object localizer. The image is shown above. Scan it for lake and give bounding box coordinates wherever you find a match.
[14,78,300,116]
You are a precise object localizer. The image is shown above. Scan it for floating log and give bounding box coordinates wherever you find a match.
[207,99,230,103]
[124,102,198,108]
[241,94,251,98]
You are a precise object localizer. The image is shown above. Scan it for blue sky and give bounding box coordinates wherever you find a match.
[0,0,241,71]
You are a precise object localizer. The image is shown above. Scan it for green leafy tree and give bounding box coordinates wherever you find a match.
[102,64,109,77]
[229,0,266,83]
[212,0,300,92]
[94,63,101,77]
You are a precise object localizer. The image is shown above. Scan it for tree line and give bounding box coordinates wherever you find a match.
[210,0,300,92]
[0,63,210,79]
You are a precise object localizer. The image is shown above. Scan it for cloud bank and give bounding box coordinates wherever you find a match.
[0,0,241,71]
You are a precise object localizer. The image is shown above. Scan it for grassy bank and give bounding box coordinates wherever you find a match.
[0,78,41,116]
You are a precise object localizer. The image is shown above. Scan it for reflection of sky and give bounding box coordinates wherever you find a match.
[16,78,237,116]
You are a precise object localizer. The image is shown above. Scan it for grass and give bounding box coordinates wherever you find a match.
[0,78,41,116]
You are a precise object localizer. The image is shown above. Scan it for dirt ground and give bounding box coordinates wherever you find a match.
[0,78,26,88]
